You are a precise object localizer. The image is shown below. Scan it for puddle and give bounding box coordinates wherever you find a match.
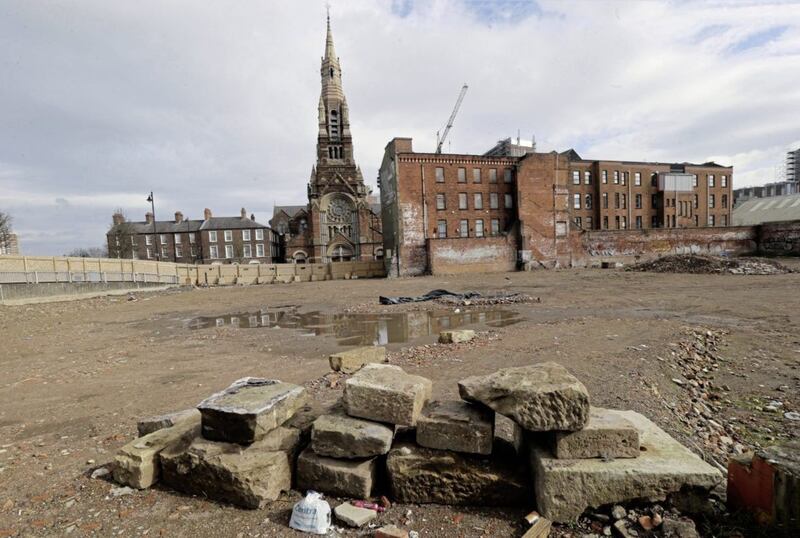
[188,307,522,346]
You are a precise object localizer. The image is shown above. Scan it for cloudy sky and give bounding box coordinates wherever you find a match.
[1,0,799,255]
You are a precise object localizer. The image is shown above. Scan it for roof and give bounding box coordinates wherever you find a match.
[273,205,308,219]
[733,193,800,226]
[199,216,269,231]
[109,215,269,235]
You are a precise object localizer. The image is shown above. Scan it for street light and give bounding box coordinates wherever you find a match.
[147,192,159,261]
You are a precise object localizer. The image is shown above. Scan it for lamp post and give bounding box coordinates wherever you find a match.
[147,192,159,261]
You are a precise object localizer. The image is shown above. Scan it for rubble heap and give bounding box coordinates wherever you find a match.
[627,254,792,275]
[110,357,724,529]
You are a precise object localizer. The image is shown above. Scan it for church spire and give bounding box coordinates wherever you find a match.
[325,7,337,62]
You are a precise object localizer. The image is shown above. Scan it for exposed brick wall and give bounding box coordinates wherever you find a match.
[757,220,800,256]
[427,236,517,275]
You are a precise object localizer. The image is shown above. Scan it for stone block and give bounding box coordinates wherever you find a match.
[386,442,530,506]
[530,410,723,522]
[495,413,524,455]
[137,408,200,437]
[552,407,640,459]
[438,329,475,344]
[416,400,494,455]
[197,377,307,444]
[329,346,386,374]
[311,414,394,459]
[159,427,298,509]
[344,364,432,426]
[114,417,199,489]
[458,362,589,432]
[334,502,377,527]
[296,448,377,499]
[375,525,409,538]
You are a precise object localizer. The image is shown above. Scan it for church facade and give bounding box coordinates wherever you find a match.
[271,15,382,263]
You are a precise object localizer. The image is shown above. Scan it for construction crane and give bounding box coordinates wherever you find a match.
[435,83,468,154]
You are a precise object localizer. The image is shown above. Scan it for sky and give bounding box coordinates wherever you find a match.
[1,0,799,255]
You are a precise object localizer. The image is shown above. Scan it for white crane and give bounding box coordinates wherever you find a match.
[435,83,468,154]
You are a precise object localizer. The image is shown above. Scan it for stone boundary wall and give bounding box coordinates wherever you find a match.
[576,226,758,266]
[757,220,800,256]
[426,236,517,275]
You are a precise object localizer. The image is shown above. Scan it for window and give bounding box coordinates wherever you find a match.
[572,170,580,185]
[243,229,251,241]
[709,194,716,208]
[615,216,621,229]
[615,192,620,209]
[722,194,728,208]
[473,168,481,183]
[209,231,218,242]
[176,245,183,257]
[694,215,699,226]
[435,167,444,183]
[503,169,512,183]
[457,168,466,183]
[635,193,642,209]
[190,244,196,257]
[504,193,513,208]
[161,246,168,258]
[210,245,219,258]
[652,194,658,209]
[574,216,582,228]
[174,233,182,244]
[584,171,592,185]
[146,235,153,246]
[146,247,153,259]
[475,219,484,237]
[708,174,715,188]
[621,172,627,186]
[459,220,469,237]
[256,243,265,257]
[692,175,698,188]
[458,193,468,209]
[585,217,593,229]
[651,173,658,187]
[585,194,593,209]
[621,216,627,229]
[636,215,642,229]
[573,194,581,209]
[708,214,715,226]
[189,233,196,243]
[160,234,168,245]
[694,194,699,209]
[255,229,264,241]
[602,192,608,209]
[634,172,641,186]
[224,230,233,242]
[489,169,497,183]
[613,171,619,184]
[652,216,659,228]
[474,193,483,209]
[243,244,252,258]
[721,214,728,226]
[436,193,446,210]
[225,244,234,258]
[603,216,608,229]
[602,170,608,184]
[621,194,627,209]
[490,219,499,235]
[721,175,728,188]
[437,220,447,238]
[490,192,499,209]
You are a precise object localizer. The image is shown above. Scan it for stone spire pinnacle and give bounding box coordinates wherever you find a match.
[324,8,337,62]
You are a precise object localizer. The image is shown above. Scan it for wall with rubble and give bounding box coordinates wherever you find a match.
[426,236,517,275]
[757,220,800,256]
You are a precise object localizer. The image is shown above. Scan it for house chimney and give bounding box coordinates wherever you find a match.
[175,211,183,223]
[204,208,212,220]
[250,213,255,221]
[112,212,125,226]
[145,212,154,224]
[241,207,247,219]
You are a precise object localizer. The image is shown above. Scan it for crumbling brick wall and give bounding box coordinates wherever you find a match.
[757,220,800,256]
[427,236,517,275]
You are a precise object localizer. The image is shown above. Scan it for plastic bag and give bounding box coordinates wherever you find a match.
[289,491,331,535]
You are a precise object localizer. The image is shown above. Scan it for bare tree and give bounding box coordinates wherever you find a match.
[67,246,107,258]
[0,211,12,252]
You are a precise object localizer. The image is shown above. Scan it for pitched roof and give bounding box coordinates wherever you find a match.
[199,216,269,230]
[111,219,203,235]
[273,205,308,219]
[733,193,800,226]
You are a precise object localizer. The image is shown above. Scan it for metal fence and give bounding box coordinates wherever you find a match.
[0,271,179,285]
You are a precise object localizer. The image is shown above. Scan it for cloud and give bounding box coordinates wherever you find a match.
[0,0,799,254]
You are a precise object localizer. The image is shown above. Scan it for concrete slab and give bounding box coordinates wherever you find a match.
[137,408,200,437]
[416,400,494,455]
[329,346,386,374]
[530,410,723,522]
[552,407,640,459]
[197,377,307,444]
[334,502,377,527]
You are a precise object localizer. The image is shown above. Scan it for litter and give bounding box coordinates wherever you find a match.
[289,491,332,535]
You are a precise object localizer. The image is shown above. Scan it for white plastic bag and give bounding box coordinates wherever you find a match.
[289,491,331,535]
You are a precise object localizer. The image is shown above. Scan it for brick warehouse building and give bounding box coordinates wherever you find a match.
[106,208,280,264]
[379,138,733,276]
[270,14,382,263]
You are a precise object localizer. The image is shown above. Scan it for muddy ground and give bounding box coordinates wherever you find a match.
[2,264,800,537]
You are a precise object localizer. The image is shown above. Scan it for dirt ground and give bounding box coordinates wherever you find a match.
[2,263,800,538]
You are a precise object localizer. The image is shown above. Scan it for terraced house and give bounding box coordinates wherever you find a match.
[106,208,279,264]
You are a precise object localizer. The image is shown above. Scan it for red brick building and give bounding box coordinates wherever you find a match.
[379,138,733,275]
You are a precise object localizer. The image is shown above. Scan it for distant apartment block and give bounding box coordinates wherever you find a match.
[787,147,800,183]
[106,208,280,264]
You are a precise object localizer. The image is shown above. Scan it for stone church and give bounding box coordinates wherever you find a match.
[270,14,382,263]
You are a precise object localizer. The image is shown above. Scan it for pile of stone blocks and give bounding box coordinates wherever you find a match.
[457,361,723,523]
[114,377,308,509]
[297,364,431,501]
